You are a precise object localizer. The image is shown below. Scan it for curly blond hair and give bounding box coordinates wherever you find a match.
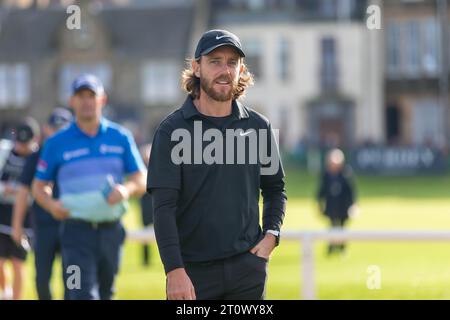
[181,59,254,100]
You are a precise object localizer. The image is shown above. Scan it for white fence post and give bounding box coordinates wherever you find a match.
[302,233,316,300]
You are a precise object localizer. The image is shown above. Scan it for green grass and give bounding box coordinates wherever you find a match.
[6,168,450,299]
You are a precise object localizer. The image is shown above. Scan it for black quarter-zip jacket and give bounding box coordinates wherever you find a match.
[147,96,287,274]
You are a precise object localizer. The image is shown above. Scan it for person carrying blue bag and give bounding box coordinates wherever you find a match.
[32,74,146,300]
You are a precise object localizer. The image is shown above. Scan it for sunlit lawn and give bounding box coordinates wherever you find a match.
[14,168,450,299]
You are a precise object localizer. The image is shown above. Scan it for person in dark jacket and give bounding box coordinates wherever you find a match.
[317,148,356,256]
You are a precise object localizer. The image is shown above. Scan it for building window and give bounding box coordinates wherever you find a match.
[387,22,402,76]
[281,0,296,10]
[247,0,265,10]
[0,66,8,108]
[318,0,337,18]
[421,18,438,75]
[141,61,179,105]
[412,99,444,146]
[337,0,354,21]
[320,37,338,92]
[278,37,290,81]
[243,39,263,79]
[59,63,112,104]
[0,63,30,109]
[387,18,440,78]
[405,20,421,76]
[229,0,246,9]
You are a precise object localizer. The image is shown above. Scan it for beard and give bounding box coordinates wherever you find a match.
[200,73,238,102]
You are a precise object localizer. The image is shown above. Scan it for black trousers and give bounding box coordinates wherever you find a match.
[330,217,347,228]
[34,224,62,300]
[184,251,268,300]
[328,217,348,254]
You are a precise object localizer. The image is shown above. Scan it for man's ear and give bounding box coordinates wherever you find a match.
[101,94,108,107]
[239,61,245,75]
[192,59,200,78]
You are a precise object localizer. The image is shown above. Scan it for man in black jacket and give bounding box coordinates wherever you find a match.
[147,29,287,300]
[317,148,357,256]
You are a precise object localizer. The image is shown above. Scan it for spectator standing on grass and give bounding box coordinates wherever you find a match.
[317,148,357,256]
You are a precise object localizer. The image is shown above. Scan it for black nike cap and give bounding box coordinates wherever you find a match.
[194,29,245,60]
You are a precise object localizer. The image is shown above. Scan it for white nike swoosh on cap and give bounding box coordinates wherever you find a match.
[216,35,228,40]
